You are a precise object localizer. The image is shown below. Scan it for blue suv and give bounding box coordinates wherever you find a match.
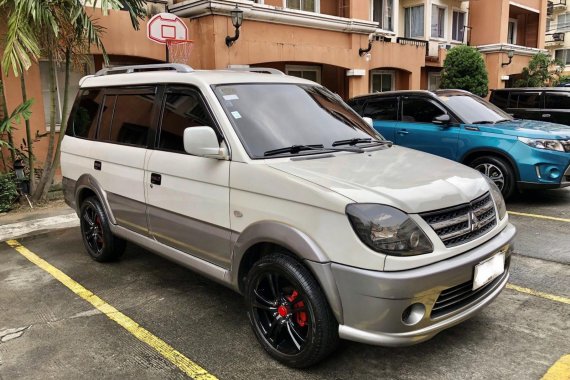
[347,90,570,199]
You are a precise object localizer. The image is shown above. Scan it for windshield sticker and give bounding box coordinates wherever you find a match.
[224,94,239,101]
[231,111,242,119]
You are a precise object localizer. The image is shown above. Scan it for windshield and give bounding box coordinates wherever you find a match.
[213,83,382,158]
[437,93,513,124]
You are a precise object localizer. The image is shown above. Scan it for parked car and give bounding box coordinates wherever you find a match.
[348,90,570,199]
[62,65,515,368]
[489,87,570,126]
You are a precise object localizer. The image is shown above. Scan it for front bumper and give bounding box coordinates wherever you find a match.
[334,223,516,346]
[510,141,570,188]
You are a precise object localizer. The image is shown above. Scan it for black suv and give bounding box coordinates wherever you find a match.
[489,88,570,125]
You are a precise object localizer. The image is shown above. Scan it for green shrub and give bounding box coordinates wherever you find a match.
[440,45,489,97]
[0,173,18,212]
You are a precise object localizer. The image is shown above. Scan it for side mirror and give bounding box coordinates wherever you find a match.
[183,126,228,159]
[363,117,373,127]
[433,114,451,125]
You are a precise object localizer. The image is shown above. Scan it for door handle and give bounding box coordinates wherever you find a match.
[94,161,101,171]
[397,130,409,135]
[542,114,551,118]
[150,173,162,186]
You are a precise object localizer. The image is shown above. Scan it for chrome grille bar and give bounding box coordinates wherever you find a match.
[421,192,497,248]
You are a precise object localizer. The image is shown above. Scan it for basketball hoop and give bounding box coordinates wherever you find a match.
[166,39,194,64]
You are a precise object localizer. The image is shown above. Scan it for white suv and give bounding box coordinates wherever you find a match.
[61,64,516,367]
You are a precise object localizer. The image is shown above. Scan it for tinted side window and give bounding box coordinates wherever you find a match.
[68,89,102,139]
[98,92,156,147]
[545,92,570,109]
[347,98,366,114]
[97,95,116,141]
[363,98,398,121]
[514,93,541,108]
[401,98,445,123]
[491,91,509,109]
[159,91,217,153]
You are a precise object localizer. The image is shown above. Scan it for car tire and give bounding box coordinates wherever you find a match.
[79,196,126,262]
[470,156,515,199]
[245,253,339,368]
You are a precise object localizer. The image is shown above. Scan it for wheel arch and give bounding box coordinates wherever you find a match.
[232,221,343,323]
[460,148,520,181]
[74,174,117,225]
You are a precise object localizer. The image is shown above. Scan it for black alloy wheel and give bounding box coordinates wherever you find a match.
[79,196,125,262]
[245,253,338,368]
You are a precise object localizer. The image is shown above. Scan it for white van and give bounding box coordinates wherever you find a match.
[61,64,516,367]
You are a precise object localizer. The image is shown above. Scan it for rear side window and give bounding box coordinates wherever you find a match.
[545,92,570,109]
[67,89,102,139]
[363,98,398,121]
[98,91,156,147]
[158,90,217,153]
[491,91,509,109]
[513,93,541,108]
[401,98,445,123]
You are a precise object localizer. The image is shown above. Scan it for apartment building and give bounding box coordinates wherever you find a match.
[470,0,548,89]
[0,0,548,170]
[545,0,570,74]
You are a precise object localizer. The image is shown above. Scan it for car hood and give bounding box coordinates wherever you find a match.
[471,119,570,139]
[268,146,489,214]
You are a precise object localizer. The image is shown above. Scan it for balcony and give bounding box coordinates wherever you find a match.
[396,37,446,65]
[546,32,566,46]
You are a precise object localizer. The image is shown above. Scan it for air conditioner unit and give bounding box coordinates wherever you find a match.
[553,32,565,42]
[428,41,439,57]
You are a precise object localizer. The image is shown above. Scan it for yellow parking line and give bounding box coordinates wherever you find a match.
[542,355,570,380]
[508,211,570,223]
[506,284,570,305]
[5,239,217,380]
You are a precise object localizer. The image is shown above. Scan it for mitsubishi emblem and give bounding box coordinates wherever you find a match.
[469,211,481,232]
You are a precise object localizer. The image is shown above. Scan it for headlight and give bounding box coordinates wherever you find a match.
[346,204,433,256]
[483,176,507,220]
[518,137,565,152]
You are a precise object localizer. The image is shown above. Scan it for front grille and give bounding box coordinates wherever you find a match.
[430,255,510,319]
[421,193,497,248]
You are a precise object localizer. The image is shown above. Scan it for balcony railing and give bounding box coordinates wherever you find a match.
[396,37,428,48]
[546,32,566,45]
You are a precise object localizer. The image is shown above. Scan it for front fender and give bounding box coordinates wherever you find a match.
[231,221,344,323]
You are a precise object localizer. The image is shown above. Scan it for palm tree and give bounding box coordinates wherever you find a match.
[0,0,147,202]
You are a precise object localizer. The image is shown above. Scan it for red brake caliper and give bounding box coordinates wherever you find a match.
[286,290,307,327]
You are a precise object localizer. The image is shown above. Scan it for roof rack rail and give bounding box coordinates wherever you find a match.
[95,63,193,77]
[227,66,285,75]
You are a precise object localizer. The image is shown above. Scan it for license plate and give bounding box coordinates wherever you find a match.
[473,252,505,290]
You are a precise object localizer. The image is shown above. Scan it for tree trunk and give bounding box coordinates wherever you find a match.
[0,72,16,166]
[32,54,59,202]
[19,68,34,195]
[38,49,72,202]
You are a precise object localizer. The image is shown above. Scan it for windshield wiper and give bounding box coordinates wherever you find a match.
[332,138,393,147]
[264,144,325,157]
[494,119,512,124]
[263,144,365,157]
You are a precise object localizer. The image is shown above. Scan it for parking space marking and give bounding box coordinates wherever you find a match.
[506,284,570,305]
[508,211,570,223]
[541,355,570,380]
[5,239,217,380]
